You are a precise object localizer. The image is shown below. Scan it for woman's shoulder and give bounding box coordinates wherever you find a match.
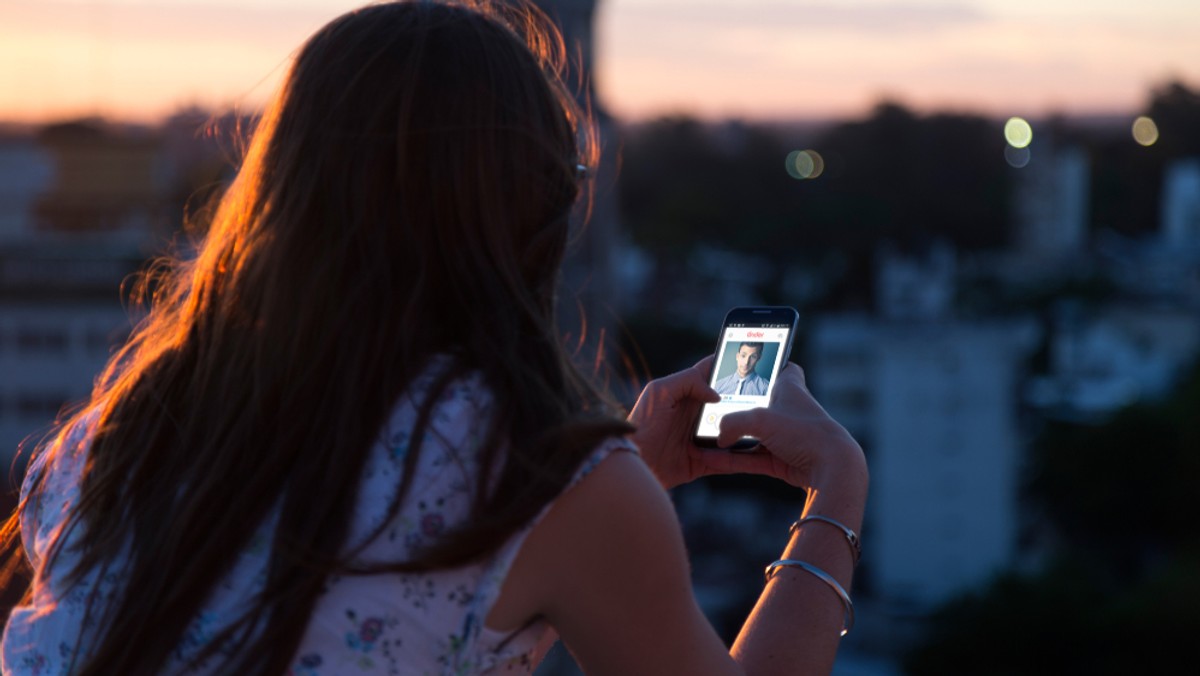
[482,446,705,661]
[487,443,746,675]
[557,434,640,494]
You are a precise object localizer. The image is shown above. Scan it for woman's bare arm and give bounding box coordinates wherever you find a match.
[489,361,868,675]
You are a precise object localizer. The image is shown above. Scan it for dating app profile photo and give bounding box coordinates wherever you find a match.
[712,341,780,396]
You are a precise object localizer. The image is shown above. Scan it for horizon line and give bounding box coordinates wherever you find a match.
[0,102,1153,134]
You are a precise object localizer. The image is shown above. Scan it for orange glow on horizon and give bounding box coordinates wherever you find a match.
[2,0,1199,125]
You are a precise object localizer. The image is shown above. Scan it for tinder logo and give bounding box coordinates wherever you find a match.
[746,331,764,338]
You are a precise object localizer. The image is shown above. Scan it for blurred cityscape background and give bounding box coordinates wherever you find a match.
[3,1,1200,674]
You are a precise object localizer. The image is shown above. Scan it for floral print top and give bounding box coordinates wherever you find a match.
[1,364,634,675]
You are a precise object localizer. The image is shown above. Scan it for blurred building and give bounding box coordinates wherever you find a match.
[1013,142,1089,258]
[1087,155,1200,306]
[1162,158,1200,249]
[0,135,53,239]
[0,122,165,467]
[810,315,1037,615]
[806,161,1200,656]
[1025,302,1200,417]
[0,254,137,468]
[32,122,166,235]
[817,246,1041,612]
[874,241,956,321]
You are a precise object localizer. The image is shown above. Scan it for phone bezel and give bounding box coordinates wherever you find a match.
[692,306,800,450]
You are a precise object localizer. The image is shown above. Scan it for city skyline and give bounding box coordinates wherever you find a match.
[2,0,1199,124]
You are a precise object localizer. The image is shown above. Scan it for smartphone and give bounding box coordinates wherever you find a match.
[693,306,800,450]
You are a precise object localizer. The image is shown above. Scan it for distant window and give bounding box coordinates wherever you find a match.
[46,331,68,351]
[940,351,961,374]
[15,330,37,351]
[16,393,65,421]
[940,428,963,456]
[825,389,870,412]
[943,392,966,415]
[938,472,962,496]
[16,327,70,353]
[823,350,868,370]
[85,327,121,353]
[940,513,964,542]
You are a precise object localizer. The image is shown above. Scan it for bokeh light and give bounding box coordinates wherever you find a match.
[1004,117,1033,149]
[1004,145,1030,169]
[785,149,825,180]
[1132,116,1159,146]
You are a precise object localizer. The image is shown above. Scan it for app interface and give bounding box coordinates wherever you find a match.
[695,323,792,440]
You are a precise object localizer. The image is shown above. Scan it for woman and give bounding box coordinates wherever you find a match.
[0,1,867,674]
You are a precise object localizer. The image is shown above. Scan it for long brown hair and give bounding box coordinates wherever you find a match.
[0,1,631,673]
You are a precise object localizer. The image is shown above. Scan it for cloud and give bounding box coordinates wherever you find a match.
[603,0,992,73]
[599,0,1199,121]
[614,1,989,36]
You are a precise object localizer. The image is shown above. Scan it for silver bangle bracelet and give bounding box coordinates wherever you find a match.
[764,559,855,636]
[790,515,862,567]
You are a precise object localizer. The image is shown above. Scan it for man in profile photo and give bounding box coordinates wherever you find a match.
[714,342,769,395]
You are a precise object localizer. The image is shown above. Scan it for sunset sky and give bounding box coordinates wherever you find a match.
[2,0,1199,124]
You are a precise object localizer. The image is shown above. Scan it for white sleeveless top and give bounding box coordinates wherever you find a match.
[2,365,633,675]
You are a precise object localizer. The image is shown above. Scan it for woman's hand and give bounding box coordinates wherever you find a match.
[629,359,867,497]
[625,361,867,676]
[716,363,867,495]
[626,357,720,489]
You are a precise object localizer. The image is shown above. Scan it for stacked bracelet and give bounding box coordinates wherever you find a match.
[764,559,855,637]
[789,515,861,567]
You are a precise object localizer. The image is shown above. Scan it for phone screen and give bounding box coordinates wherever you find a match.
[694,309,796,448]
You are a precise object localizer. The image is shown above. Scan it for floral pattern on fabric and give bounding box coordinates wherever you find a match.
[1,362,635,675]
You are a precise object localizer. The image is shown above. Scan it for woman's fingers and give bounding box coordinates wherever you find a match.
[630,357,863,490]
[635,357,718,413]
[691,446,786,480]
[664,356,719,405]
[781,361,807,386]
[714,407,769,449]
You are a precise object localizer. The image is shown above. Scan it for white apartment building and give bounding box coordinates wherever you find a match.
[809,314,1037,610]
[1013,141,1090,258]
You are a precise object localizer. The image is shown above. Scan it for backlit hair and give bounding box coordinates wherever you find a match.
[1,2,630,673]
